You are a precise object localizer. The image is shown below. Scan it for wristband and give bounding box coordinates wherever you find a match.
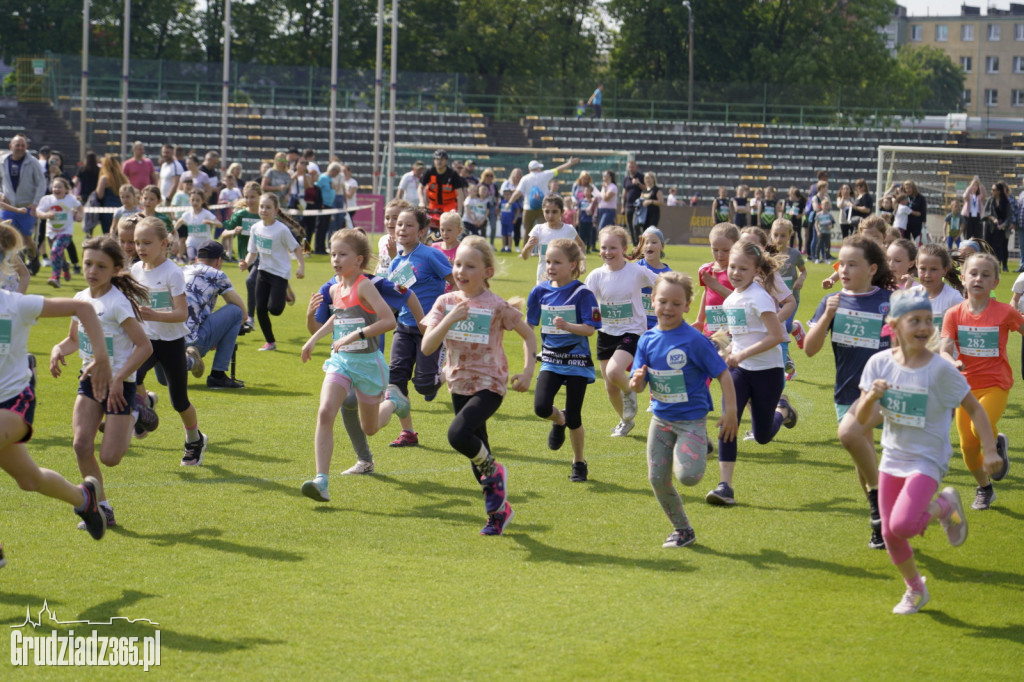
[358,328,366,340]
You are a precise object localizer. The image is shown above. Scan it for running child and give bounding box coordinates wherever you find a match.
[813,197,835,263]
[585,225,658,437]
[857,287,999,615]
[240,193,306,351]
[892,191,911,238]
[770,218,807,379]
[0,223,110,548]
[633,226,672,330]
[376,198,410,276]
[138,184,174,234]
[175,189,222,262]
[913,243,964,331]
[462,184,489,236]
[706,240,796,506]
[945,199,963,250]
[50,236,152,529]
[386,207,454,447]
[131,217,209,465]
[221,181,261,329]
[116,214,141,266]
[111,184,140,238]
[940,252,1019,510]
[804,234,895,548]
[527,238,601,481]
[433,211,462,292]
[421,236,537,535]
[888,238,918,289]
[216,175,242,260]
[695,223,739,338]
[821,215,889,290]
[299,230,399,501]
[631,272,738,547]
[35,177,82,288]
[520,195,586,285]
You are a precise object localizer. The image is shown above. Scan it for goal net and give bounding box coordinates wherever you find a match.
[875,145,1024,243]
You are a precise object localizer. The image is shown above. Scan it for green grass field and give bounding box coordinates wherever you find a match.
[3,240,1022,679]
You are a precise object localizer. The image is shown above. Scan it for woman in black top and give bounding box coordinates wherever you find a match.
[75,152,101,238]
[639,172,664,228]
[902,180,927,243]
[851,178,874,233]
[983,182,1012,271]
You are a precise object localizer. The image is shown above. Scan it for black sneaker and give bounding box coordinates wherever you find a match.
[993,433,1010,482]
[869,520,885,550]
[0,542,6,568]
[706,438,714,455]
[548,423,567,450]
[182,432,208,466]
[705,482,736,506]
[207,375,245,389]
[662,527,696,548]
[133,398,159,437]
[75,477,106,540]
[569,461,588,482]
[778,394,798,429]
[28,256,40,276]
[972,485,995,510]
[27,354,36,392]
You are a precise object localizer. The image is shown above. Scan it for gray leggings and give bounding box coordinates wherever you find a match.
[647,415,708,530]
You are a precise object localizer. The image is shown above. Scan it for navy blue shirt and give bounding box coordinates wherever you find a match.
[526,279,601,381]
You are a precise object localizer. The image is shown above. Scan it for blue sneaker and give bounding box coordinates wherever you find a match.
[386,384,411,419]
[479,462,508,514]
[480,502,514,536]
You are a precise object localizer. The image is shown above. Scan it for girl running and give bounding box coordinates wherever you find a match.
[240,193,306,351]
[0,223,109,546]
[857,287,999,614]
[527,238,601,481]
[111,184,140,238]
[421,236,537,535]
[633,226,671,330]
[386,207,454,447]
[131,217,209,465]
[35,177,82,288]
[50,236,152,529]
[940,252,1019,510]
[804,235,895,549]
[521,194,586,285]
[914,243,963,330]
[433,211,462,292]
[138,184,174,234]
[707,240,796,506]
[175,189,222,262]
[770,218,807,379]
[299,230,399,501]
[630,272,738,547]
[221,181,261,329]
[585,225,658,437]
[887,238,918,289]
[695,223,739,338]
[376,199,410,277]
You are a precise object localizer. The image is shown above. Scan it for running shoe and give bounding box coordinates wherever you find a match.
[622,390,639,422]
[63,263,71,281]
[0,542,5,568]
[784,357,796,382]
[181,432,208,466]
[778,394,798,428]
[610,420,634,437]
[791,320,806,349]
[971,485,995,510]
[892,578,929,615]
[479,462,508,514]
[385,384,410,419]
[257,342,277,351]
[869,521,886,550]
[705,482,736,506]
[389,430,419,447]
[662,527,696,548]
[78,503,115,532]
[133,398,159,438]
[937,487,967,547]
[301,476,330,502]
[185,346,205,378]
[207,375,245,389]
[46,275,60,288]
[480,502,514,536]
[341,460,375,475]
[992,433,1010,482]
[548,423,567,451]
[569,461,588,482]
[74,477,106,540]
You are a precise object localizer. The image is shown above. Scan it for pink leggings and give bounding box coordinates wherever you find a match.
[879,471,938,565]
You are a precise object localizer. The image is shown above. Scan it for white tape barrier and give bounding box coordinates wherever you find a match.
[80,204,368,216]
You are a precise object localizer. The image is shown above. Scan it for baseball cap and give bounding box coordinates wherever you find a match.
[528,160,543,171]
[434,149,449,159]
[197,241,225,259]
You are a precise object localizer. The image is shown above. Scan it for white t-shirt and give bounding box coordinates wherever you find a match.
[1011,274,1024,314]
[861,350,970,482]
[398,171,421,205]
[131,259,188,341]
[723,282,784,371]
[913,283,964,324]
[345,178,358,207]
[181,170,214,197]
[248,220,299,279]
[516,170,557,208]
[183,208,217,248]
[73,286,140,383]
[219,187,241,206]
[0,290,43,402]
[159,160,183,200]
[528,223,579,284]
[597,183,618,210]
[377,234,393,276]
[38,194,80,238]
[893,203,911,231]
[584,261,658,336]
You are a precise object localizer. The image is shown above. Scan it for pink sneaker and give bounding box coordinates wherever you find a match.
[791,320,806,350]
[389,430,419,447]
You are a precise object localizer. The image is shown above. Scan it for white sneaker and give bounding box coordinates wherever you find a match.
[892,578,929,615]
[622,390,638,422]
[938,487,967,546]
[611,420,634,437]
[341,460,375,475]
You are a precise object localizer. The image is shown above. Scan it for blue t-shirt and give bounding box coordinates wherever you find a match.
[633,323,726,422]
[636,258,672,329]
[526,279,602,381]
[388,243,453,327]
[500,198,521,230]
[810,287,893,405]
[592,88,602,106]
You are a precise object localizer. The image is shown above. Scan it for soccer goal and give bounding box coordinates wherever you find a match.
[875,145,1024,240]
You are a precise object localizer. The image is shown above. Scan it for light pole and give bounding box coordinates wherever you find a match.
[683,1,693,121]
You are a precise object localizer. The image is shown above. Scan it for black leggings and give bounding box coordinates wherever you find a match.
[449,390,503,460]
[533,371,588,430]
[245,257,260,318]
[255,269,288,343]
[136,337,192,413]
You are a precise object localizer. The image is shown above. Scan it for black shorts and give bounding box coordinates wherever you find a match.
[596,331,640,361]
[78,377,138,416]
[0,386,35,443]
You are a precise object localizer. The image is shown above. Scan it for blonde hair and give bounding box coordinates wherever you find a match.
[771,218,793,240]
[730,241,782,296]
[740,226,769,248]
[330,228,372,271]
[709,222,740,244]
[457,236,497,285]
[546,238,584,279]
[963,252,1000,280]
[135,215,170,242]
[385,197,411,213]
[439,210,463,231]
[0,220,24,278]
[598,225,630,250]
[119,183,139,200]
[654,271,694,305]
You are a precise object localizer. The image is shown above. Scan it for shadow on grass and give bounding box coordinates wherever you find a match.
[742,495,868,519]
[215,386,308,398]
[510,533,696,574]
[173,463,301,497]
[923,611,1024,646]
[373,473,544,503]
[190,437,292,464]
[689,545,890,580]
[112,526,304,563]
[915,550,1024,590]
[585,478,653,497]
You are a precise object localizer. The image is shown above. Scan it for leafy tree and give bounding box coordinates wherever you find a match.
[893,44,966,113]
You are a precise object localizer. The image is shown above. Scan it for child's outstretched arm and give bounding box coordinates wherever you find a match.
[855,383,887,425]
[519,234,537,260]
[405,291,427,332]
[694,289,707,332]
[715,368,738,442]
[628,365,647,393]
[960,391,1000,475]
[293,245,306,279]
[421,299,468,356]
[939,337,961,369]
[44,301,112,399]
[803,294,838,357]
[301,317,335,362]
[509,316,537,392]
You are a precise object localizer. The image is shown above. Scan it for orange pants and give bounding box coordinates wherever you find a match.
[955,386,1008,472]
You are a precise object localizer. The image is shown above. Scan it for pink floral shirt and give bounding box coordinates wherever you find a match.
[424,289,522,396]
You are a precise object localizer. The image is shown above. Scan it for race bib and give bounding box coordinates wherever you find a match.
[148,289,172,311]
[540,304,574,335]
[241,217,257,236]
[832,308,883,349]
[0,316,11,355]
[600,301,634,328]
[188,222,210,235]
[390,259,417,289]
[781,274,795,291]
[79,331,114,360]
[648,368,688,404]
[958,325,998,357]
[880,385,927,428]
[725,306,748,334]
[642,293,654,316]
[254,234,274,256]
[705,305,728,333]
[445,306,492,344]
[333,314,368,351]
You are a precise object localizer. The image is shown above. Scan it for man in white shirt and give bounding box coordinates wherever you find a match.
[508,157,580,233]
[396,161,424,205]
[159,143,184,201]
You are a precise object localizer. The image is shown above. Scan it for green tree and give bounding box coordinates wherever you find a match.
[894,44,966,113]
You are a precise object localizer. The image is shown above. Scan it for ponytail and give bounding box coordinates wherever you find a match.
[81,236,149,319]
